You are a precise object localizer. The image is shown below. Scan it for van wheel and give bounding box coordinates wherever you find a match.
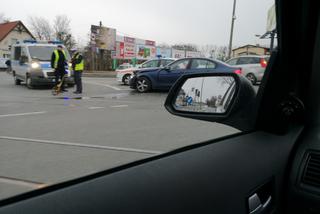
[26,75,34,89]
[13,73,21,85]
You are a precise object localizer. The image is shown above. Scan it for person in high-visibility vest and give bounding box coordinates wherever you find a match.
[51,45,68,92]
[71,48,84,94]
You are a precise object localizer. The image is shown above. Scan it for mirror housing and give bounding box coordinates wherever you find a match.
[165,72,256,131]
[163,66,171,71]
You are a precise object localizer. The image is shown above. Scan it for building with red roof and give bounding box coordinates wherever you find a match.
[0,21,35,58]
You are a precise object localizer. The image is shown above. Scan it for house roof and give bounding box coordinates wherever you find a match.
[0,21,35,42]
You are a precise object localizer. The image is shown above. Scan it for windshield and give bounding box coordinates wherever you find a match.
[28,46,71,61]
[1,0,276,201]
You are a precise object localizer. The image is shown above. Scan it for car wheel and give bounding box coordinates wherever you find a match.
[246,73,257,85]
[13,73,21,85]
[122,74,131,85]
[136,77,151,93]
[26,74,34,89]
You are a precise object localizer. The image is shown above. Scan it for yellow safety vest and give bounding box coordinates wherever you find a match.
[53,49,67,69]
[74,53,84,71]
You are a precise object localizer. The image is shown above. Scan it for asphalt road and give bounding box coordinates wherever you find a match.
[0,72,238,200]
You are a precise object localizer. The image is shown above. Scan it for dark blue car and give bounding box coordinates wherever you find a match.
[129,57,242,92]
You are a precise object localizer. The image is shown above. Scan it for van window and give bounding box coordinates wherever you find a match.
[14,47,21,60]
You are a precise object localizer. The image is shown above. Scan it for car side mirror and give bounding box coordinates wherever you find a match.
[5,60,11,67]
[164,72,256,131]
[19,55,28,64]
[164,66,171,71]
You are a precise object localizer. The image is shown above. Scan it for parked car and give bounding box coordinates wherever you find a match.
[116,58,176,85]
[0,58,9,70]
[129,57,242,93]
[116,63,134,71]
[225,55,269,85]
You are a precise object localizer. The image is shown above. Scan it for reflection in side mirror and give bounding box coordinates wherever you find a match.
[174,76,236,114]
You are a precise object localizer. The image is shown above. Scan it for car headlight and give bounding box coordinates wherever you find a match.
[31,62,40,69]
[68,63,72,67]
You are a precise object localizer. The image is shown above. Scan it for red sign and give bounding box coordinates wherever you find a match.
[145,40,156,46]
[124,43,135,58]
[124,37,135,44]
[120,42,124,58]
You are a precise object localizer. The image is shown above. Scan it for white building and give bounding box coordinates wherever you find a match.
[0,21,35,58]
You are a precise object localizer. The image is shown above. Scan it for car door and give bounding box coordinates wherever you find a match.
[158,58,191,88]
[2,0,318,213]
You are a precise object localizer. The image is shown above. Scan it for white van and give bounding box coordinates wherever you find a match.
[10,40,74,88]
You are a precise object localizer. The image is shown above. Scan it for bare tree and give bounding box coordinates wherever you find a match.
[28,16,53,40]
[53,15,75,50]
[216,46,228,61]
[200,45,219,58]
[0,13,10,23]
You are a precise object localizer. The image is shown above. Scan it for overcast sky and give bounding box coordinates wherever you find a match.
[3,0,274,47]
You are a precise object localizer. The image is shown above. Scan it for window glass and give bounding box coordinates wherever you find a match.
[237,57,251,65]
[14,47,21,60]
[141,60,159,68]
[226,58,238,65]
[191,59,209,69]
[160,59,174,67]
[170,59,190,70]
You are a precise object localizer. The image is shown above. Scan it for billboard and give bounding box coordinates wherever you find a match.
[156,47,172,58]
[124,42,135,58]
[172,49,185,58]
[266,4,276,32]
[186,51,201,58]
[136,45,156,59]
[91,25,116,50]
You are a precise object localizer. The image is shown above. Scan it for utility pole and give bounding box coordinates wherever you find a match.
[228,0,237,59]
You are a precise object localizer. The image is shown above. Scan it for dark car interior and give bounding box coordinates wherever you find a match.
[1,0,320,213]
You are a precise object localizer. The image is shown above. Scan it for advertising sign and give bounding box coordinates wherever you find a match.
[124,42,135,58]
[136,45,156,59]
[266,4,276,32]
[145,40,156,46]
[91,25,116,50]
[156,47,172,58]
[120,42,124,58]
[124,36,135,44]
[172,49,185,58]
[186,51,201,58]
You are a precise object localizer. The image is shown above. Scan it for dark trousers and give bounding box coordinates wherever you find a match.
[74,71,83,93]
[55,69,65,89]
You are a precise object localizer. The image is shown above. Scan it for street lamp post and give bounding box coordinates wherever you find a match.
[228,0,237,59]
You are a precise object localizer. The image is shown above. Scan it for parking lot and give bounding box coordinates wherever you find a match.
[0,71,238,200]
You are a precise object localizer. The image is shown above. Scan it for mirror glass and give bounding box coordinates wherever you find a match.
[174,76,236,114]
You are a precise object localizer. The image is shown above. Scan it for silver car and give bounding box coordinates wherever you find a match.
[226,55,269,85]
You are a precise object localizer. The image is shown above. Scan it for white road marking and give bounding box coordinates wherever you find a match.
[0,111,46,118]
[110,105,128,108]
[83,81,122,91]
[88,106,105,110]
[0,136,162,155]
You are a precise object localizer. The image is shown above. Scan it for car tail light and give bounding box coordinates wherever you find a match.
[260,58,267,68]
[234,69,242,75]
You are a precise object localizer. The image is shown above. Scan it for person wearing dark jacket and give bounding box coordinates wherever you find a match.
[51,45,67,92]
[71,49,84,94]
